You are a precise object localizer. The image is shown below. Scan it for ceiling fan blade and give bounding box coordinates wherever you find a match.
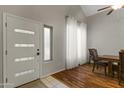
[122,5,124,8]
[107,9,114,15]
[97,6,111,11]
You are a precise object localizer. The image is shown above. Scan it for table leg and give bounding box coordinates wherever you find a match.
[108,62,113,76]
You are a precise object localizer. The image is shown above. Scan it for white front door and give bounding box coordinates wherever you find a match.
[4,14,40,87]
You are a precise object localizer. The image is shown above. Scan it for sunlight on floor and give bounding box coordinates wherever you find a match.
[40,76,68,88]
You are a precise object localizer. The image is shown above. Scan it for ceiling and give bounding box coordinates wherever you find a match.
[80,5,108,17]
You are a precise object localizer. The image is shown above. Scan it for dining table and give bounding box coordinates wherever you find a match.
[98,55,120,76]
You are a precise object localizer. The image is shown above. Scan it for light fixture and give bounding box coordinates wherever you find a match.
[97,4,124,15]
[111,5,122,10]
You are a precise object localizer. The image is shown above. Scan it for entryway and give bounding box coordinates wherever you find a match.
[3,13,41,87]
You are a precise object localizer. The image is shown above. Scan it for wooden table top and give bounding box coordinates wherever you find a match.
[99,55,119,62]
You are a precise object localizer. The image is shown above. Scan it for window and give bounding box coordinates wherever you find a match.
[43,25,53,61]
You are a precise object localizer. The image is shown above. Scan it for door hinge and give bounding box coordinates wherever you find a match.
[5,50,7,55]
[6,78,8,83]
[5,22,7,27]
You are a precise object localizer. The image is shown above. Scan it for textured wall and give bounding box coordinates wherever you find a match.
[87,9,124,55]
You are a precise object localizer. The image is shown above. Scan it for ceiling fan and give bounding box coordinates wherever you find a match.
[97,5,124,15]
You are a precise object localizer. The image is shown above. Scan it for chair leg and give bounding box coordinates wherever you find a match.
[119,78,121,85]
[92,63,96,72]
[118,69,121,85]
[117,65,119,79]
[112,71,114,77]
[119,81,121,85]
[118,71,119,80]
[112,67,114,77]
[96,65,99,70]
[105,66,107,76]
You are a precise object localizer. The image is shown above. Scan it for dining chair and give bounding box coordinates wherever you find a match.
[89,50,93,64]
[112,62,119,79]
[89,49,108,75]
[119,50,124,85]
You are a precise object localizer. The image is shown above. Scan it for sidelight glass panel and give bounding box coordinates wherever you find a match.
[43,25,53,61]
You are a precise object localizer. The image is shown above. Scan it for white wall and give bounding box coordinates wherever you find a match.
[87,9,124,55]
[31,6,70,76]
[67,6,87,23]
[0,5,86,87]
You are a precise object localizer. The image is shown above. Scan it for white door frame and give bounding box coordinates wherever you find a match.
[3,13,43,87]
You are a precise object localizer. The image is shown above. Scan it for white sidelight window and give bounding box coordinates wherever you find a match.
[66,16,87,69]
[43,25,53,61]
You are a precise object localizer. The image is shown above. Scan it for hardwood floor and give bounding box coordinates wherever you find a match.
[52,64,124,88]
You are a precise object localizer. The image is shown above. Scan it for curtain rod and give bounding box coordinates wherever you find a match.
[65,16,69,18]
[65,16,82,23]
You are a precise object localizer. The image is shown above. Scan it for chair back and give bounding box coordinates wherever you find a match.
[89,49,98,62]
[119,51,124,80]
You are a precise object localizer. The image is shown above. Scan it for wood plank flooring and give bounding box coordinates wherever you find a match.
[52,64,124,88]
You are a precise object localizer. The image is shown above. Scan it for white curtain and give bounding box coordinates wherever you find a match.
[66,17,87,69]
[77,23,87,65]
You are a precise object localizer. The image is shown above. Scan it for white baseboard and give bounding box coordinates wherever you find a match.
[40,68,65,79]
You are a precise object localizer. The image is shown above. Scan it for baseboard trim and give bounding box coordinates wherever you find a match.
[40,68,65,79]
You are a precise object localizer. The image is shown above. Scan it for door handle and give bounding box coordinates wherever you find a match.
[37,49,40,56]
[37,52,40,56]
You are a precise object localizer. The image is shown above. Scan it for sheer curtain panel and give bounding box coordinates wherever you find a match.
[66,16,87,69]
